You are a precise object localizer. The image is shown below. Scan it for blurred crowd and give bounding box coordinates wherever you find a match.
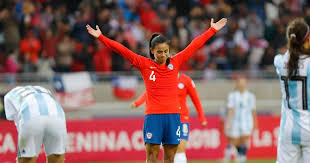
[0,0,309,79]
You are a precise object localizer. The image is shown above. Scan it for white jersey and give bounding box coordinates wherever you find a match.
[4,86,65,126]
[226,90,256,137]
[274,51,310,146]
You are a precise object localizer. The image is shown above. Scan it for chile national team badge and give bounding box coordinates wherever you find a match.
[168,64,174,70]
[146,132,152,139]
[178,83,184,89]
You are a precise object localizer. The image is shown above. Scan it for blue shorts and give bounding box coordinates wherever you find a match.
[180,123,190,140]
[143,114,181,145]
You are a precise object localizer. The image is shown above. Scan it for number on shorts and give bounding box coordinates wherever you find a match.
[281,76,308,110]
[176,126,181,137]
[149,71,156,82]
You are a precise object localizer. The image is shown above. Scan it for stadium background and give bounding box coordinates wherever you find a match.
[0,0,309,162]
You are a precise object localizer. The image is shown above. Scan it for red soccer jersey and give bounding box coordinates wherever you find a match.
[177,73,206,123]
[98,27,217,115]
[133,73,207,123]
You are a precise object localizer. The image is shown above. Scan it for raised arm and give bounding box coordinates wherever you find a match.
[86,24,145,68]
[187,79,207,126]
[132,91,147,109]
[174,18,227,66]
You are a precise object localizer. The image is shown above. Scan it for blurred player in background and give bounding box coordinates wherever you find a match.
[274,18,310,163]
[4,86,66,163]
[132,72,207,163]
[219,107,237,163]
[87,18,227,163]
[225,77,258,163]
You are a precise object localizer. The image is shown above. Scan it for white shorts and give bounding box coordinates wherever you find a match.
[17,116,67,158]
[225,125,252,138]
[277,141,310,163]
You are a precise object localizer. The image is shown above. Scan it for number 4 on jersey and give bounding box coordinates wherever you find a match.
[149,71,156,82]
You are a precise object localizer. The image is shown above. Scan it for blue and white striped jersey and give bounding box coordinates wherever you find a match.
[227,90,256,131]
[4,86,65,124]
[274,51,310,145]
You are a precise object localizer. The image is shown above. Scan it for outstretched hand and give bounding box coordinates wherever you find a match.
[131,103,137,109]
[86,24,102,38]
[210,18,227,31]
[201,121,207,127]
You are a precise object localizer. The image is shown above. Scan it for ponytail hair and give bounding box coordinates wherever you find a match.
[149,33,170,65]
[286,18,310,78]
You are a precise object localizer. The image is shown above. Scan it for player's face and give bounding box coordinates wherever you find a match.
[152,43,169,65]
[236,78,247,91]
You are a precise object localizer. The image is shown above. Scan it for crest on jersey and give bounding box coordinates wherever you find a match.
[178,83,184,89]
[168,64,174,70]
[146,132,152,139]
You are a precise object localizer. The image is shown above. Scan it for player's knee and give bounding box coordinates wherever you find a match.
[226,143,233,149]
[164,154,175,162]
[164,149,178,161]
[147,149,159,159]
[47,154,65,163]
[18,157,37,163]
[236,143,247,155]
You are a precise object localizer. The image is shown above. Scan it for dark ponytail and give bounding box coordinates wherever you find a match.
[149,33,160,60]
[149,33,170,65]
[286,18,310,78]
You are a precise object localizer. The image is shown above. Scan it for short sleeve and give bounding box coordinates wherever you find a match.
[274,54,283,76]
[227,92,234,109]
[4,95,17,121]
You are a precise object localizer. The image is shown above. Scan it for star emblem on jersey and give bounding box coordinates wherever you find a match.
[146,132,152,139]
[168,64,174,70]
[178,83,184,89]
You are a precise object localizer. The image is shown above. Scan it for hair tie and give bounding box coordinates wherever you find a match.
[151,35,160,45]
[290,33,296,39]
[153,35,160,40]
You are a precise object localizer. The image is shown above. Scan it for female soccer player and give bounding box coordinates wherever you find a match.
[274,18,310,163]
[219,107,237,163]
[225,77,258,163]
[4,86,66,163]
[132,72,207,163]
[86,18,226,163]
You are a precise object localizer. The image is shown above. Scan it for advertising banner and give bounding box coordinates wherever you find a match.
[0,115,280,162]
